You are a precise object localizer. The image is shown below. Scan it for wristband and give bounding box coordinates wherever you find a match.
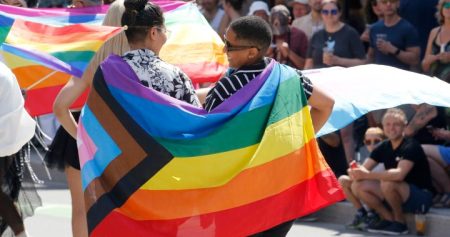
[393,48,401,56]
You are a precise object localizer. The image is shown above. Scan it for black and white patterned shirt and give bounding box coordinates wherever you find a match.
[204,58,313,112]
[122,49,201,107]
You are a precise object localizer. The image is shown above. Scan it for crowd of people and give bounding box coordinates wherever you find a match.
[0,0,450,236]
[198,0,450,236]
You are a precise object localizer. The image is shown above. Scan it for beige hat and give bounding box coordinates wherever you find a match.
[291,0,309,5]
[248,1,270,16]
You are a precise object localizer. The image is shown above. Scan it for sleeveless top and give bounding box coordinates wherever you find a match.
[430,27,450,83]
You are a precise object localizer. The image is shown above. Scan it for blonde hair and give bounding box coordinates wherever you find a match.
[81,0,130,83]
[382,108,408,125]
[365,127,385,139]
[436,0,448,25]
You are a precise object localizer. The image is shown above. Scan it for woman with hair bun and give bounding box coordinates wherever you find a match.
[119,0,200,106]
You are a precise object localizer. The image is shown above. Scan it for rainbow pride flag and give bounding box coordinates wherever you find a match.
[0,5,117,116]
[159,0,227,84]
[78,55,343,236]
[0,2,226,116]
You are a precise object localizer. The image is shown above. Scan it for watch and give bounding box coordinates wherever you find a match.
[393,48,401,56]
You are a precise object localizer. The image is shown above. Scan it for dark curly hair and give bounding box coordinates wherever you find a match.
[229,16,272,53]
[121,0,164,44]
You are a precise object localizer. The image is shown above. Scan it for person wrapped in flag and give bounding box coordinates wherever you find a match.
[204,15,336,237]
[79,10,344,236]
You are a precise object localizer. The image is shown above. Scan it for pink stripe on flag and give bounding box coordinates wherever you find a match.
[77,121,97,169]
[152,0,188,12]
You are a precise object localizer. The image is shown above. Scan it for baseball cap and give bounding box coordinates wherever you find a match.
[248,1,270,16]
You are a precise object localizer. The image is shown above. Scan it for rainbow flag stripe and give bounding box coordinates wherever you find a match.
[0,4,107,26]
[78,55,343,236]
[0,5,117,116]
[160,0,227,84]
[0,2,226,116]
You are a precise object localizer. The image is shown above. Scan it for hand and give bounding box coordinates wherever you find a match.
[348,167,368,181]
[376,39,395,55]
[360,29,370,43]
[276,41,289,58]
[431,128,450,140]
[266,45,275,57]
[323,53,339,66]
[438,52,450,63]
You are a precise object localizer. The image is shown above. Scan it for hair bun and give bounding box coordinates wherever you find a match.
[124,0,147,12]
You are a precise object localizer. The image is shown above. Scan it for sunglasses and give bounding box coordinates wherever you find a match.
[364,138,382,146]
[155,26,171,37]
[379,0,398,4]
[321,9,338,16]
[223,35,259,52]
[444,2,450,9]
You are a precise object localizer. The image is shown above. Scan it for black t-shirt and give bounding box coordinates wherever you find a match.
[306,24,366,69]
[370,138,434,193]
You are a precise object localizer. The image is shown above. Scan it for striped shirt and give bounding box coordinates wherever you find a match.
[204,58,313,112]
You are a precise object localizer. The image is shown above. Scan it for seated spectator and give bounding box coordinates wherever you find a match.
[422,0,450,83]
[199,0,227,34]
[366,0,420,71]
[338,127,386,231]
[304,0,366,69]
[292,0,324,40]
[289,0,310,20]
[266,4,308,69]
[247,1,270,23]
[349,108,434,235]
[422,128,450,208]
[404,104,448,145]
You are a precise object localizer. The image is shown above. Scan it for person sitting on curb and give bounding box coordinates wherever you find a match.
[338,127,386,231]
[349,108,435,235]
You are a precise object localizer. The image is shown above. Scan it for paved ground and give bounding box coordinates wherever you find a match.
[20,150,419,237]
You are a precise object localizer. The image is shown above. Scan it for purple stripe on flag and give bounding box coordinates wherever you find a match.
[152,0,188,12]
[101,55,275,115]
[0,5,108,17]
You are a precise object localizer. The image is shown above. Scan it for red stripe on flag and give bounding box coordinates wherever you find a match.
[25,85,89,116]
[90,170,344,237]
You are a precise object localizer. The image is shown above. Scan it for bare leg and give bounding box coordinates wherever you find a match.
[340,123,355,163]
[338,175,363,209]
[428,158,450,193]
[65,165,88,237]
[353,180,394,221]
[422,145,447,167]
[381,181,409,223]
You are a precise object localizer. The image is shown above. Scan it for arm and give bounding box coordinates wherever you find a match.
[404,104,437,137]
[378,41,420,66]
[362,159,414,181]
[365,47,375,64]
[308,84,334,133]
[277,41,305,69]
[53,76,91,139]
[196,87,211,105]
[422,28,439,72]
[431,128,450,141]
[304,58,314,69]
[330,56,367,67]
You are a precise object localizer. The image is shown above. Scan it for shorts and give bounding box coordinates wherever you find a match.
[402,184,433,213]
[438,146,450,165]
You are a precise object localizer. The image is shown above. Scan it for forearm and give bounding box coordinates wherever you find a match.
[287,49,305,69]
[404,104,437,137]
[310,106,332,133]
[336,57,366,67]
[421,56,436,72]
[54,108,78,139]
[396,50,419,66]
[365,169,404,181]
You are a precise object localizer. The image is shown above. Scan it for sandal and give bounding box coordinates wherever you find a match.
[434,193,450,208]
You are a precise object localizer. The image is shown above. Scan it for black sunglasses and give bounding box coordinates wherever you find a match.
[223,35,259,52]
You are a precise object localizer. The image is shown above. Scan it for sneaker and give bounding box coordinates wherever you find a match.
[361,211,381,231]
[377,221,409,235]
[346,210,366,230]
[367,220,394,234]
